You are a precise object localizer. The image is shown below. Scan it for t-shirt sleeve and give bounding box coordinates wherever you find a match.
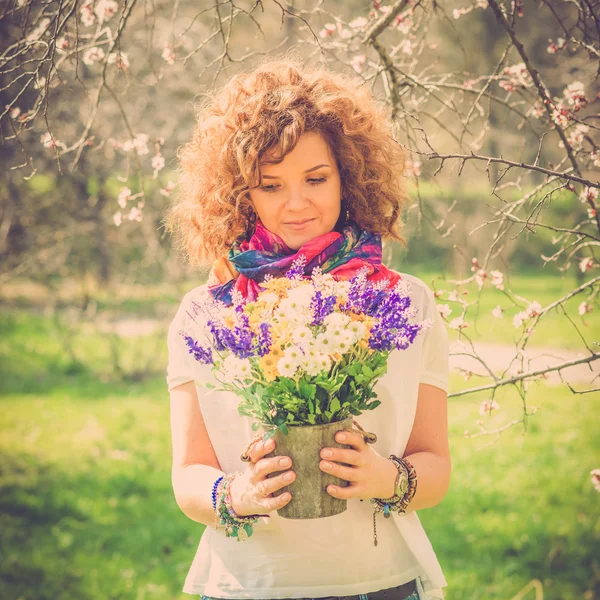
[166,289,214,392]
[418,283,449,393]
[166,292,196,392]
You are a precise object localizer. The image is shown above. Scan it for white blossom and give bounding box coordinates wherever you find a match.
[83,47,105,66]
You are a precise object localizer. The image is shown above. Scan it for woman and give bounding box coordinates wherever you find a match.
[164,56,450,600]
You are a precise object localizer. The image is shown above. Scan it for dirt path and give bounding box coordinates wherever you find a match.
[449,340,599,385]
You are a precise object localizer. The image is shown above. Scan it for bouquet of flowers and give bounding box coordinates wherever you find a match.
[179,256,433,438]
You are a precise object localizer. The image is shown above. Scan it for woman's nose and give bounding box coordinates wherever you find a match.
[285,188,311,209]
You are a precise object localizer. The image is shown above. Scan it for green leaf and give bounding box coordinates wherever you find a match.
[330,396,341,413]
[299,379,317,400]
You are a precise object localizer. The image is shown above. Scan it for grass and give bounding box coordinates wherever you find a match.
[0,373,598,600]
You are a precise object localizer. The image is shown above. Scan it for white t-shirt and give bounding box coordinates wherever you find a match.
[166,272,449,599]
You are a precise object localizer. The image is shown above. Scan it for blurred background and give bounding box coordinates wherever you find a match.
[1,0,599,599]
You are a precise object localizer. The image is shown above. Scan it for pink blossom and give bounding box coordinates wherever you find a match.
[83,47,106,66]
[113,211,122,227]
[526,301,542,318]
[492,305,503,319]
[40,132,66,150]
[579,186,599,203]
[400,39,416,55]
[512,311,528,328]
[579,257,594,273]
[438,304,452,319]
[55,36,70,52]
[94,0,119,24]
[587,208,597,219]
[160,181,176,197]
[127,205,143,222]
[563,81,588,111]
[348,17,368,29]
[151,152,165,172]
[475,268,487,288]
[123,133,149,155]
[319,23,336,38]
[526,100,545,119]
[550,105,570,128]
[350,54,366,74]
[500,63,531,92]
[447,290,459,302]
[107,52,130,71]
[395,13,414,34]
[578,301,593,316]
[118,187,132,209]
[80,1,95,27]
[449,317,467,330]
[479,399,500,415]
[547,37,566,54]
[162,43,175,65]
[470,257,479,272]
[9,106,21,119]
[559,123,589,151]
[591,469,600,492]
[590,149,600,168]
[490,270,504,290]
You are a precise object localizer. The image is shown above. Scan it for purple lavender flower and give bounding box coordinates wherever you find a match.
[310,290,337,326]
[256,322,272,356]
[231,312,255,359]
[285,254,308,281]
[180,332,214,365]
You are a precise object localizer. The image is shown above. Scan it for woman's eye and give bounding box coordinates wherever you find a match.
[260,178,327,193]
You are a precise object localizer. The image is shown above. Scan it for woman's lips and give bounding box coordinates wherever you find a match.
[285,218,315,230]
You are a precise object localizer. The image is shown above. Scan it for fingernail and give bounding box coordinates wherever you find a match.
[337,433,346,441]
[322,449,333,458]
[283,472,294,481]
[279,457,290,467]
[322,462,332,471]
[266,439,274,449]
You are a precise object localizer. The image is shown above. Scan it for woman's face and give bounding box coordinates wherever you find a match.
[248,131,342,250]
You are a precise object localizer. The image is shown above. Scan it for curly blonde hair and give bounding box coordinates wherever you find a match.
[164,54,410,268]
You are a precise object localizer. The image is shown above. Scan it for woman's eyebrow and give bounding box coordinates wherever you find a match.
[261,164,330,179]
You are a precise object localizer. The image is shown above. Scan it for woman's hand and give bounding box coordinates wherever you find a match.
[319,430,398,500]
[229,437,296,517]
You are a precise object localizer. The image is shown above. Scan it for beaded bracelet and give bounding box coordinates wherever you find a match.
[369,455,418,547]
[213,472,261,541]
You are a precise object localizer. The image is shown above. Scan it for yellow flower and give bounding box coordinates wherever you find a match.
[259,278,293,298]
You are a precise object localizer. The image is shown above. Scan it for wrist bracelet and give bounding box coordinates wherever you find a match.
[369,455,418,547]
[214,472,261,541]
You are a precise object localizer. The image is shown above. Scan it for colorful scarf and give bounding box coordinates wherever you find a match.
[207,219,401,305]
